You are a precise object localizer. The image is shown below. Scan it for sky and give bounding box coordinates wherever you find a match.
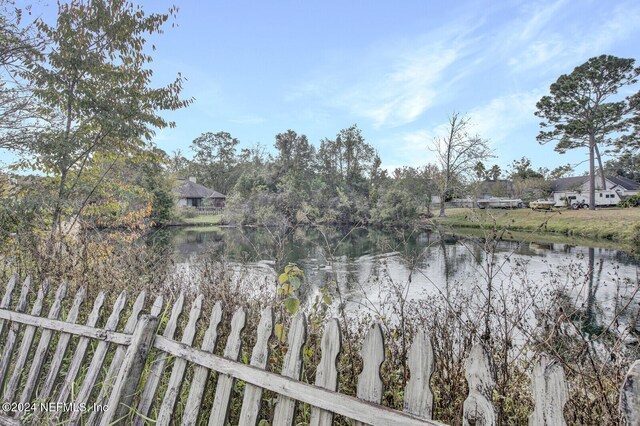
[6,0,640,174]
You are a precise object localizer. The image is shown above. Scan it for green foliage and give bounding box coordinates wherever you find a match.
[7,0,191,230]
[619,194,640,208]
[370,187,418,226]
[536,54,640,209]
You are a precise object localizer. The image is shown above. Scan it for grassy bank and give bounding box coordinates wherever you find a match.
[175,214,224,225]
[432,207,640,245]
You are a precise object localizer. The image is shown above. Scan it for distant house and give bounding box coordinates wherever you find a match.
[550,174,640,207]
[175,177,226,209]
[479,179,515,198]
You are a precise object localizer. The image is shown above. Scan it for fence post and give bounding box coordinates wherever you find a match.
[99,314,159,426]
[620,359,640,425]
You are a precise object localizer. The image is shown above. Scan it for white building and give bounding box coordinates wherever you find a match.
[550,175,639,207]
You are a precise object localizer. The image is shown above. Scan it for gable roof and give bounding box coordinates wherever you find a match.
[549,176,588,192]
[550,175,640,192]
[608,175,640,190]
[175,180,226,199]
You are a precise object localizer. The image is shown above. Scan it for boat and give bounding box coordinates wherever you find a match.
[529,199,555,210]
[476,197,524,209]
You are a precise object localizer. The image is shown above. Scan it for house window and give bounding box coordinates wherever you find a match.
[186,198,202,208]
[600,193,603,197]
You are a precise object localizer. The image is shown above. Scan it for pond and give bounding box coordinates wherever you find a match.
[150,225,640,336]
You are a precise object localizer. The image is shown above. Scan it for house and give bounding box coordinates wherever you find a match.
[549,174,640,207]
[479,179,515,198]
[175,177,226,209]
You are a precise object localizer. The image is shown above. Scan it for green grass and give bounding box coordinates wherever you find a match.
[432,207,640,246]
[179,214,223,225]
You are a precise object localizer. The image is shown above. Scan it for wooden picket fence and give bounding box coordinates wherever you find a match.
[0,274,638,425]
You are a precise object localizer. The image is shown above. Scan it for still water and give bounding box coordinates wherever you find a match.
[153,226,640,328]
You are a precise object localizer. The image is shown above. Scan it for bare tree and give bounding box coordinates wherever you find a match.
[430,113,493,217]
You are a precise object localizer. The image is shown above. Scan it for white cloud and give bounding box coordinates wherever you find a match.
[505,0,640,74]
[287,27,475,128]
[468,91,541,145]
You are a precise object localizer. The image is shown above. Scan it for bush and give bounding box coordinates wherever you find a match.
[619,194,640,208]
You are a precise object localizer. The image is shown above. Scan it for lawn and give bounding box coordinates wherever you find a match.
[179,214,223,225]
[431,207,640,245]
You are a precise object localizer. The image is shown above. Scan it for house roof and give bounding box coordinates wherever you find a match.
[480,179,514,191]
[175,180,226,199]
[549,176,588,192]
[550,175,640,191]
[608,175,640,190]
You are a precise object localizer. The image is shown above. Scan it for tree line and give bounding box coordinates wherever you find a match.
[1,0,639,235]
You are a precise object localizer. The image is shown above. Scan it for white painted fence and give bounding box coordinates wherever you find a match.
[0,274,637,425]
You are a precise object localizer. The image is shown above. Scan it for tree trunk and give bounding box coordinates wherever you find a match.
[594,143,606,190]
[589,134,596,210]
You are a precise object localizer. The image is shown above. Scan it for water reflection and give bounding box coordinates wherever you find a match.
[155,226,639,310]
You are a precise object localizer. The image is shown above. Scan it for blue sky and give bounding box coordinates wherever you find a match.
[7,0,640,174]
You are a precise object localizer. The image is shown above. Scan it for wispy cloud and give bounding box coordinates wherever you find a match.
[287,22,482,128]
[468,91,541,145]
[505,0,640,74]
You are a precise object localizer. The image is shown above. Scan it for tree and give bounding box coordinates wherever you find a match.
[535,55,640,210]
[488,164,501,181]
[274,129,315,190]
[605,152,640,180]
[190,131,240,193]
[430,113,492,217]
[0,1,43,145]
[9,0,191,232]
[509,157,544,180]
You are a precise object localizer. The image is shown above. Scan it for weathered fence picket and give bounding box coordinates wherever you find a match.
[404,330,435,419]
[272,311,307,426]
[208,307,247,426]
[463,344,497,426]
[0,276,31,390]
[355,323,386,426]
[529,354,568,426]
[309,318,341,426]
[0,275,637,426]
[237,306,273,426]
[182,301,224,426]
[18,282,67,406]
[4,281,50,403]
[37,285,85,401]
[157,294,204,425]
[135,291,184,424]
